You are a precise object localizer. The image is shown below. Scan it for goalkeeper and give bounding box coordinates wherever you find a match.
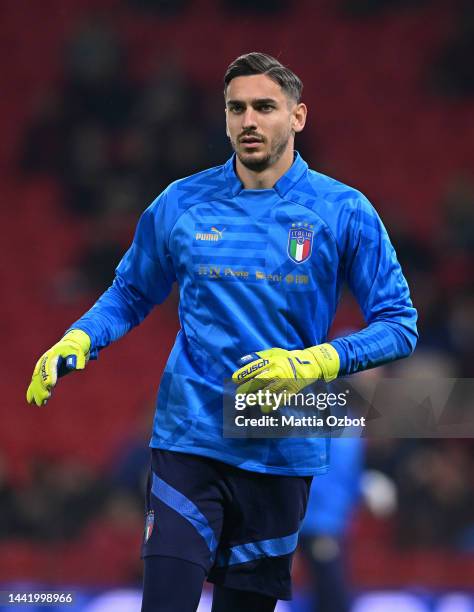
[27,52,417,612]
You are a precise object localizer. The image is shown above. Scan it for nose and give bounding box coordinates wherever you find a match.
[242,107,257,130]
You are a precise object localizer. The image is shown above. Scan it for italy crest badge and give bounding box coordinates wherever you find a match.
[144,510,155,543]
[288,224,314,264]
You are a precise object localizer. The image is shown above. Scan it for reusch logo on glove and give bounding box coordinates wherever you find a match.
[236,359,269,381]
[40,357,48,382]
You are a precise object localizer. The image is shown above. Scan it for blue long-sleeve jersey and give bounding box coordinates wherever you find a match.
[70,153,417,475]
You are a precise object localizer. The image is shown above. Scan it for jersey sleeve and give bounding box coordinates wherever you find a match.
[67,191,176,358]
[330,196,418,375]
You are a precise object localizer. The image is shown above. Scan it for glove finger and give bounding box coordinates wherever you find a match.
[261,379,288,396]
[26,383,47,406]
[47,355,59,388]
[27,356,44,405]
[263,381,307,413]
[235,368,278,395]
[33,352,56,390]
[76,352,86,369]
[35,387,51,406]
[69,349,86,370]
[26,383,33,404]
[254,382,282,413]
[236,378,265,397]
[27,380,50,407]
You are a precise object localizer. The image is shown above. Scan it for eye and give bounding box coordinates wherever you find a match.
[258,104,274,112]
[229,105,244,114]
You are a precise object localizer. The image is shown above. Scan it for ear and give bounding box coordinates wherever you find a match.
[291,102,307,133]
[225,108,230,138]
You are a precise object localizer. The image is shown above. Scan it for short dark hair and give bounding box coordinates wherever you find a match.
[224,52,303,103]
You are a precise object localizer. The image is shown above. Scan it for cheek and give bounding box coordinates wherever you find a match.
[226,117,239,140]
[270,119,292,143]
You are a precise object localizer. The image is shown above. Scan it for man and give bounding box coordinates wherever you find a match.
[27,52,418,611]
[299,437,364,612]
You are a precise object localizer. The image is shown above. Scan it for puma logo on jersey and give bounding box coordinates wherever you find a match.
[195,227,226,242]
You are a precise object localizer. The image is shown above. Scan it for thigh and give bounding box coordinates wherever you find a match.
[141,449,225,573]
[208,469,312,600]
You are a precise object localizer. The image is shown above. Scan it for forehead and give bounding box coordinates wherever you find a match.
[225,74,286,103]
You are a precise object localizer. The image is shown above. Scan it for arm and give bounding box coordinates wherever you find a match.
[330,196,418,375]
[67,199,175,358]
[26,192,176,405]
[233,197,417,394]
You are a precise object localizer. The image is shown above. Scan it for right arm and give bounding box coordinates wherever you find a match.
[26,191,175,405]
[69,195,176,358]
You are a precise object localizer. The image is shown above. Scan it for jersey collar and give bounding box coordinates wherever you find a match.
[224,152,308,198]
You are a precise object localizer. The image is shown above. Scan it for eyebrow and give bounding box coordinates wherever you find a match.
[226,98,278,106]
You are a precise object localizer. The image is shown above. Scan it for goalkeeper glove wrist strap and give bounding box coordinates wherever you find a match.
[307,343,340,382]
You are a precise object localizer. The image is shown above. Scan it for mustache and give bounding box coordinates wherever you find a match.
[238,131,265,142]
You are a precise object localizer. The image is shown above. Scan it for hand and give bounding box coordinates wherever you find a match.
[232,344,340,398]
[26,330,91,406]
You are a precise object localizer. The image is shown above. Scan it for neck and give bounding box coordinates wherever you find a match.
[236,144,295,190]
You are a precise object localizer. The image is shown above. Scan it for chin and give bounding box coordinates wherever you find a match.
[238,151,270,172]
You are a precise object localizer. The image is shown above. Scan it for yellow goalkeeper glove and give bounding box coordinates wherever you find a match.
[26,329,91,406]
[232,343,340,397]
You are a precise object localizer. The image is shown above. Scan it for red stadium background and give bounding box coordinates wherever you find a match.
[1,0,473,609]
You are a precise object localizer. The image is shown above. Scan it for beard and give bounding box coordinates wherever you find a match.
[232,127,292,173]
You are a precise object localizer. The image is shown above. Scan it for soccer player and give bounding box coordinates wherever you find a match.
[299,437,364,612]
[26,53,418,611]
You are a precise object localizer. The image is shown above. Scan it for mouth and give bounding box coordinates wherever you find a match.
[239,136,264,149]
[239,136,263,145]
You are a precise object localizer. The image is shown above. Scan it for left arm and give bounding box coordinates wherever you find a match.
[330,196,418,375]
[233,197,417,392]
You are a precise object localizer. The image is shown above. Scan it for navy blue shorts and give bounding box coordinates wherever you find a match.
[141,449,312,600]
